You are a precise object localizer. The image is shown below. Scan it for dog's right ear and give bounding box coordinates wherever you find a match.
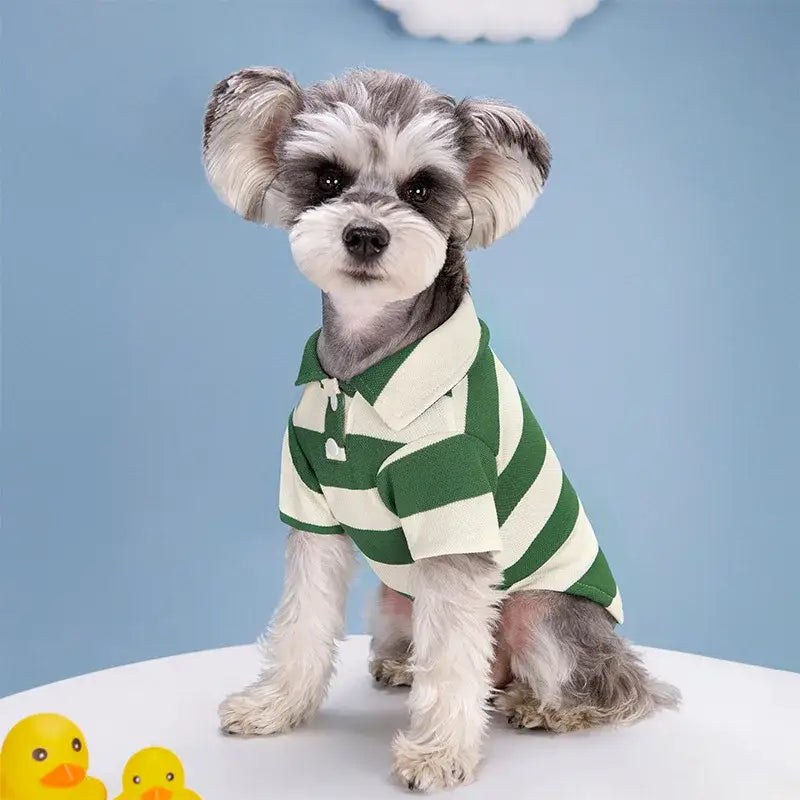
[456,99,551,249]
[203,67,303,225]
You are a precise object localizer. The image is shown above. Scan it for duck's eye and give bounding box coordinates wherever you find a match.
[133,776,141,785]
[32,748,48,762]
[403,177,431,205]
[316,167,345,198]
[166,773,174,782]
[72,738,82,752]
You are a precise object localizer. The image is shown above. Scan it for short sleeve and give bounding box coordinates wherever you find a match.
[376,433,500,561]
[279,419,342,534]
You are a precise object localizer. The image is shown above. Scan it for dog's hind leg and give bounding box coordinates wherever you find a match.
[495,591,680,732]
[368,584,414,687]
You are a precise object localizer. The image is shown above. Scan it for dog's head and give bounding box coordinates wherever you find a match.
[203,68,550,303]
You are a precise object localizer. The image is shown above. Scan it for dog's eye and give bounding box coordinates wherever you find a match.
[403,178,430,205]
[317,167,344,197]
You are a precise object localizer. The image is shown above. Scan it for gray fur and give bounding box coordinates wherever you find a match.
[497,591,680,731]
[369,585,681,731]
[300,69,453,134]
[317,243,467,380]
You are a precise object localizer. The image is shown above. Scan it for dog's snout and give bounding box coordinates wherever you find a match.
[342,223,390,261]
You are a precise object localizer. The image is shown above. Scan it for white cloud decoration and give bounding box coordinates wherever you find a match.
[376,0,601,42]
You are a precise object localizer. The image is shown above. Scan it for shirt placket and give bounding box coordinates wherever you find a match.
[321,378,347,462]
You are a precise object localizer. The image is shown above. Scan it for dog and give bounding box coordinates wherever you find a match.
[202,67,679,791]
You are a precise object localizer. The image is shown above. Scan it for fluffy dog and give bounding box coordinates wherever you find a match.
[202,67,679,792]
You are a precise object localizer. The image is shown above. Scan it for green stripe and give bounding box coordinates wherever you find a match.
[377,434,497,518]
[279,512,343,535]
[294,330,327,385]
[494,393,546,526]
[324,394,346,448]
[344,525,413,565]
[566,549,617,607]
[349,338,420,405]
[287,415,323,493]
[464,324,500,455]
[294,428,404,489]
[500,472,580,589]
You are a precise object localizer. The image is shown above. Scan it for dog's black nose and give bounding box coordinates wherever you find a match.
[342,223,390,260]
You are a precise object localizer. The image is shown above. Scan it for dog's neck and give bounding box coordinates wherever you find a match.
[317,244,468,382]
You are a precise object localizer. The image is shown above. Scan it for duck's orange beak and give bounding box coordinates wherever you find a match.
[40,762,86,787]
[141,788,173,800]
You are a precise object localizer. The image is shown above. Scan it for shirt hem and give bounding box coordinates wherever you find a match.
[279,512,344,535]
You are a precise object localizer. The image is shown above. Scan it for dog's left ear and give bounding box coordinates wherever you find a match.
[203,67,303,225]
[456,99,551,249]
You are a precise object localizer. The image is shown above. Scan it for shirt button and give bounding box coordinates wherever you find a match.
[325,438,341,460]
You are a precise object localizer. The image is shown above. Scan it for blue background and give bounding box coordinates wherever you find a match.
[2,0,798,697]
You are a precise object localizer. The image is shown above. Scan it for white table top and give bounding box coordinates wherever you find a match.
[1,636,798,798]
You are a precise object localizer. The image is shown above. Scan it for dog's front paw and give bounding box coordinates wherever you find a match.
[392,731,478,791]
[218,683,314,736]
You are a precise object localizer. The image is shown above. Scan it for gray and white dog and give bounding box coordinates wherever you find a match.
[202,67,679,791]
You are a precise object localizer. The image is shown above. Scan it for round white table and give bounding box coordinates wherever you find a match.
[1,637,798,798]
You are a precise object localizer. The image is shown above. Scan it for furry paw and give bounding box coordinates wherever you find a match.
[537,705,604,733]
[495,680,545,729]
[392,731,478,791]
[218,684,314,736]
[495,680,610,733]
[370,656,413,687]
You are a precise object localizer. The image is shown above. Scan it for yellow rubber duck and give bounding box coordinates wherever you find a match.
[0,713,107,800]
[114,748,200,800]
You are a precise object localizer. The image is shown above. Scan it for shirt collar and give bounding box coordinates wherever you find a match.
[295,293,487,431]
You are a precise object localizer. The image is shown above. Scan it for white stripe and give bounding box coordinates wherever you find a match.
[279,431,338,528]
[497,441,563,568]
[401,493,501,561]
[292,384,326,433]
[373,294,482,431]
[346,391,467,444]
[507,502,598,593]
[344,392,409,442]
[366,559,413,597]
[607,589,624,624]
[494,353,524,475]
[321,485,400,531]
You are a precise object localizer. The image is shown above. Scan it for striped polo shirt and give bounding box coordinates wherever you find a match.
[279,293,623,623]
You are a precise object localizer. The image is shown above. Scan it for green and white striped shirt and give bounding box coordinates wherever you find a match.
[279,294,623,623]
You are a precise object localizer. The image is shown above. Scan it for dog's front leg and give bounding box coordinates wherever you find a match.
[219,528,356,735]
[393,552,503,791]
